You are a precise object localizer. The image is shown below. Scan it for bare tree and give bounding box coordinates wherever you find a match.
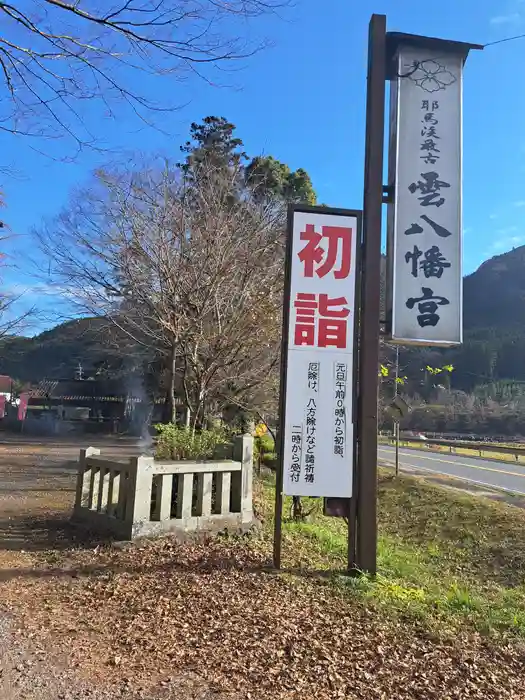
[0,0,282,150]
[0,229,37,337]
[38,155,285,424]
[0,294,35,337]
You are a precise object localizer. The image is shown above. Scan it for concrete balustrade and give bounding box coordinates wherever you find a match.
[72,435,254,539]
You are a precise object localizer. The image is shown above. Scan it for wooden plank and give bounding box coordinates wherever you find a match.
[356,13,387,576]
[231,471,242,513]
[97,468,110,513]
[152,461,241,475]
[115,471,128,521]
[159,474,173,521]
[90,468,100,511]
[76,447,100,510]
[107,470,116,516]
[152,474,173,521]
[215,472,231,514]
[176,473,193,520]
[195,473,212,517]
[86,457,128,471]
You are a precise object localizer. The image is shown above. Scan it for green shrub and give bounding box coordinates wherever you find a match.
[154,424,228,460]
[254,433,275,462]
[261,451,277,469]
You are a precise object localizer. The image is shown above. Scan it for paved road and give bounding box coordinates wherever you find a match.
[378,444,525,494]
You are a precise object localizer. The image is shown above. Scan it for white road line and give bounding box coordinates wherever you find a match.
[379,457,525,496]
[377,448,525,479]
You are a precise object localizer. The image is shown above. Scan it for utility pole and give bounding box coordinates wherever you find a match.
[356,14,387,576]
[394,346,400,476]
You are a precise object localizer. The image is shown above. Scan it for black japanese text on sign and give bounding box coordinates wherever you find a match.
[404,100,451,329]
[283,210,358,499]
[388,47,463,345]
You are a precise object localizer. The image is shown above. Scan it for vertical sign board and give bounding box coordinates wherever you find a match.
[388,45,465,345]
[282,207,360,498]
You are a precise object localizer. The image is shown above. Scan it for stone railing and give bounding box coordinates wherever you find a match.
[72,435,253,540]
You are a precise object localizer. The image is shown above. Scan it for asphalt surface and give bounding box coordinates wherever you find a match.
[378,444,525,495]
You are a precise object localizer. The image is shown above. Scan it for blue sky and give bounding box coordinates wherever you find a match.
[2,0,525,332]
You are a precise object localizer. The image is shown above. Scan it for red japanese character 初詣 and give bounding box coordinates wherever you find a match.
[293,293,350,349]
[298,224,352,279]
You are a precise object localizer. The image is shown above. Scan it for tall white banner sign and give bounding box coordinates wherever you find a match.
[282,208,360,498]
[388,46,463,345]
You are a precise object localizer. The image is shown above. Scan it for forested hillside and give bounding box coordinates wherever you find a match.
[0,318,132,382]
[2,245,525,435]
[398,245,525,393]
[2,245,525,391]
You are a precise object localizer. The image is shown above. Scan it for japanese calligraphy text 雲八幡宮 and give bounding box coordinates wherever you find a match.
[390,48,462,344]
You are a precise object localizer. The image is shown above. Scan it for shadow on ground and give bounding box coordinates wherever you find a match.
[0,438,145,554]
[0,513,113,554]
[0,537,341,583]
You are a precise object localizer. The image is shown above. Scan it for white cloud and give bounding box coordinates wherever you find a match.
[490,233,525,252]
[490,12,521,23]
[4,282,64,299]
[489,213,498,220]
[514,200,525,207]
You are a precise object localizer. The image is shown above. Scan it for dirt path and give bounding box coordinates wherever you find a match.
[0,438,197,700]
[0,611,120,700]
[1,439,525,699]
[0,606,229,699]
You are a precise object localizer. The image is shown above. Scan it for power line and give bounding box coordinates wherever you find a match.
[484,32,525,48]
[394,30,525,79]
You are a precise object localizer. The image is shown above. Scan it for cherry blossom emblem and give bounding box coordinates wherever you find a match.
[404,59,457,93]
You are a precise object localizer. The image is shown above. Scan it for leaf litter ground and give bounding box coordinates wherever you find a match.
[0,442,524,698]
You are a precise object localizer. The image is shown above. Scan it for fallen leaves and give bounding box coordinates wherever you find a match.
[1,445,525,699]
[2,536,523,699]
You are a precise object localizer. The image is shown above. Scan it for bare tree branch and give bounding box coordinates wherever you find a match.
[37,153,285,423]
[0,0,283,151]
[0,227,39,337]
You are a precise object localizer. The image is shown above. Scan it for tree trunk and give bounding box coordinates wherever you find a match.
[291,496,304,521]
[162,341,177,423]
[191,399,205,434]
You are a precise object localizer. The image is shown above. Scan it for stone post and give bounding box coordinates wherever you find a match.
[233,434,253,525]
[126,455,154,538]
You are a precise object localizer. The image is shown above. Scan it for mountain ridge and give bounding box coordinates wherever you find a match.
[1,245,524,389]
[463,245,525,331]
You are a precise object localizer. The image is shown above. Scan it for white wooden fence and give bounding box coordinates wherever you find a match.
[73,435,253,539]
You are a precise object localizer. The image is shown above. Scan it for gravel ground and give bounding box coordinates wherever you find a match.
[1,438,525,699]
[0,439,234,700]
[1,614,116,700]
[0,611,230,700]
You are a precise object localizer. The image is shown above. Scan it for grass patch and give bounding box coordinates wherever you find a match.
[254,470,525,639]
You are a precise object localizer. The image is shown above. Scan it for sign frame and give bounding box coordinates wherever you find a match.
[385,35,482,347]
[388,45,463,346]
[273,204,362,568]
